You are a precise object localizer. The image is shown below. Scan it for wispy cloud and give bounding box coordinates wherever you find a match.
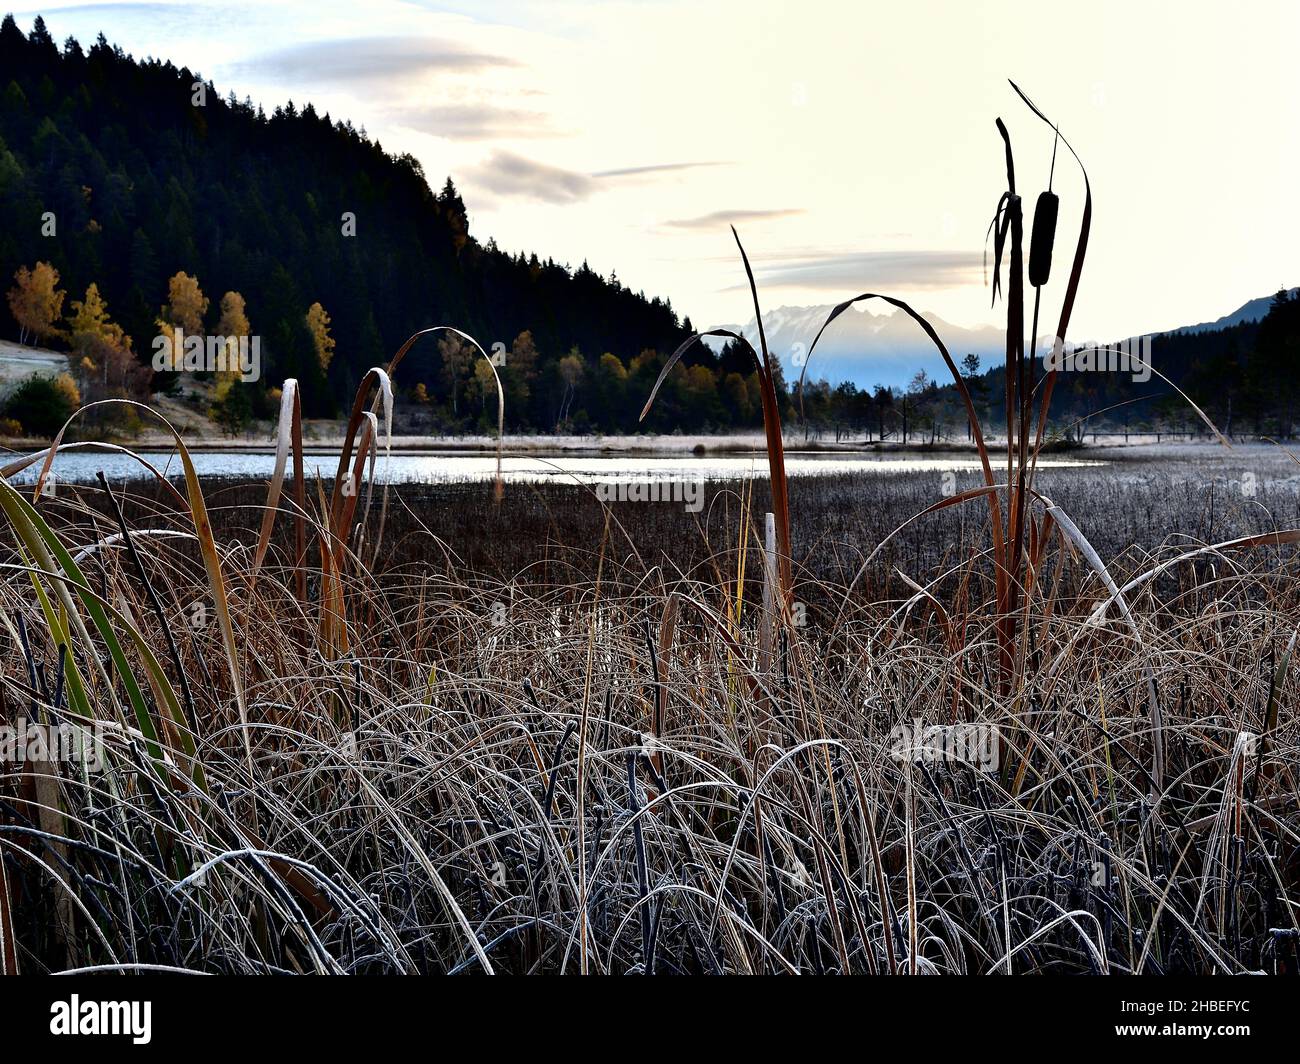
[238,36,517,84]
[391,103,552,140]
[466,151,593,204]
[664,208,805,230]
[463,156,737,202]
[27,2,197,17]
[746,250,983,290]
[592,161,729,178]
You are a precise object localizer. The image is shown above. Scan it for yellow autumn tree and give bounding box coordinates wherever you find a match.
[155,272,208,373]
[216,291,250,338]
[470,359,497,416]
[66,283,132,394]
[305,302,335,372]
[161,272,208,334]
[67,283,129,353]
[7,261,66,345]
[67,282,114,343]
[213,291,251,398]
[52,371,80,409]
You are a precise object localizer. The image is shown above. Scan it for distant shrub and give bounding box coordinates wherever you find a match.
[212,382,253,436]
[4,372,80,437]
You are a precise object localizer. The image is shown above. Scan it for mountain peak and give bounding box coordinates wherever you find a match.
[704,287,1297,390]
[705,303,1005,390]
[1174,287,1299,334]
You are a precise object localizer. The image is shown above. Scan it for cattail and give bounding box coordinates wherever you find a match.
[1028,189,1058,287]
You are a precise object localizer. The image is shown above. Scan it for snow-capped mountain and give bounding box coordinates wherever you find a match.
[704,286,1297,390]
[702,303,1007,390]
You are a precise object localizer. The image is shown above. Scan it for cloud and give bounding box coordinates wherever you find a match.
[746,250,983,290]
[466,151,594,204]
[238,36,517,84]
[592,161,729,178]
[391,103,552,140]
[664,208,804,230]
[463,156,737,202]
[31,2,196,16]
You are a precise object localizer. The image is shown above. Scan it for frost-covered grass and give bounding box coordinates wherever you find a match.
[1,421,1298,974]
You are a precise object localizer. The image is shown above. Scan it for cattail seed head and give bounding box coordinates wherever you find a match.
[1028,190,1059,287]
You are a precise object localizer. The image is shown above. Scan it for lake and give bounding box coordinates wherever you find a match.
[3,447,1105,487]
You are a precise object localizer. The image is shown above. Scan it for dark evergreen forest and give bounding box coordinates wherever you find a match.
[0,15,759,433]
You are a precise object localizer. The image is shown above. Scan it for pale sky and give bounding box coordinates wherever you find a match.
[17,0,1300,341]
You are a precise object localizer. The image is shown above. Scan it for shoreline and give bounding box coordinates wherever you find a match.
[0,431,1236,458]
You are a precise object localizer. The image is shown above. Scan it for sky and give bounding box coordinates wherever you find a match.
[14,0,1300,342]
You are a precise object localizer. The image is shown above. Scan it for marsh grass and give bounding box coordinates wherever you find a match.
[1,84,1299,975]
[0,445,1297,974]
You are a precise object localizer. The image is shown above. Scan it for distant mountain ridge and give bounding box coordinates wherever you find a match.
[708,288,1296,389]
[705,304,1007,390]
[1177,287,1299,334]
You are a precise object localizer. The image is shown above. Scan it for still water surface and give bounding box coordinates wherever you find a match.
[4,448,1104,487]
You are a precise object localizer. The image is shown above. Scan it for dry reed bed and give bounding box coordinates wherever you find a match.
[0,469,1297,974]
[2,83,1297,975]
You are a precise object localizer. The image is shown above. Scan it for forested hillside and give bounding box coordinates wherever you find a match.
[792,293,1299,444]
[0,15,777,433]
